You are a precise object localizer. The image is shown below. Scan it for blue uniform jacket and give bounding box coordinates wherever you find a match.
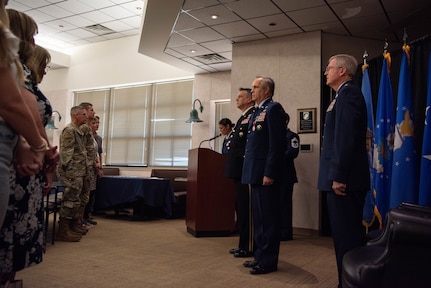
[242,98,287,185]
[317,80,370,192]
[224,107,256,179]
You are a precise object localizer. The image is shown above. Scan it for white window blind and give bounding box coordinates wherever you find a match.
[150,81,193,166]
[73,79,193,167]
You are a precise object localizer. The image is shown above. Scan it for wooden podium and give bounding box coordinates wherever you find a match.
[186,148,236,237]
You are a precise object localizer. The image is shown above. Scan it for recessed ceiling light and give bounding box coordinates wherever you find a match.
[343,7,361,19]
[211,14,218,20]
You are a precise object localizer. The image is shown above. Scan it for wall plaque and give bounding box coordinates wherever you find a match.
[297,108,317,133]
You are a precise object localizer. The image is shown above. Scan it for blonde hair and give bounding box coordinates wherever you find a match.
[6,8,38,61]
[26,45,51,83]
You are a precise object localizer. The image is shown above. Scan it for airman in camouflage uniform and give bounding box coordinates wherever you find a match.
[56,106,95,241]
[78,102,96,216]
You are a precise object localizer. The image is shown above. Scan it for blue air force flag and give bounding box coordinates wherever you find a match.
[390,46,418,208]
[361,64,376,227]
[373,55,395,229]
[418,52,431,206]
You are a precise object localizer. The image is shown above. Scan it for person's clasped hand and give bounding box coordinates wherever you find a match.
[332,181,347,196]
[14,136,45,177]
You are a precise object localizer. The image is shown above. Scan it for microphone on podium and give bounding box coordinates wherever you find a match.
[199,133,222,148]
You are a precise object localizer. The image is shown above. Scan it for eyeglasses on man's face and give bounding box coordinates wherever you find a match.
[325,66,342,72]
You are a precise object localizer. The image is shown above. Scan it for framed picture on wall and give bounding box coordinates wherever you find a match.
[297,108,317,133]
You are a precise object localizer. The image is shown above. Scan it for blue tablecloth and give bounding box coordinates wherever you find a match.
[95,176,175,217]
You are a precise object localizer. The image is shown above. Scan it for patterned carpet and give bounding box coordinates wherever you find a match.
[17,213,338,287]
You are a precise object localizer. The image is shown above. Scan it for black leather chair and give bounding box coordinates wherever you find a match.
[342,202,431,288]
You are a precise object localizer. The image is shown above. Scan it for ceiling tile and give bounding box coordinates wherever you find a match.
[272,0,326,12]
[45,0,68,3]
[200,39,232,53]
[302,21,347,35]
[67,28,98,38]
[207,62,232,71]
[86,35,111,43]
[265,27,303,38]
[38,4,75,19]
[103,20,134,32]
[104,33,127,40]
[172,44,213,57]
[174,12,206,31]
[331,0,382,19]
[225,0,281,19]
[120,1,145,15]
[343,15,390,35]
[218,51,232,60]
[165,48,187,58]
[178,26,225,42]
[24,9,55,23]
[70,39,92,46]
[4,1,32,12]
[247,13,297,33]
[62,15,96,28]
[167,33,195,48]
[182,0,219,11]
[110,0,134,4]
[36,24,61,36]
[100,6,136,19]
[230,33,266,43]
[186,4,242,25]
[56,1,94,14]
[52,31,81,42]
[212,21,261,38]
[171,44,213,57]
[43,19,79,31]
[120,15,143,28]
[77,0,116,10]
[181,57,206,66]
[12,0,51,9]
[81,10,115,23]
[121,29,140,36]
[287,5,338,26]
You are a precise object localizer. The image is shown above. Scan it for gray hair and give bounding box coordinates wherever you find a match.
[329,54,358,77]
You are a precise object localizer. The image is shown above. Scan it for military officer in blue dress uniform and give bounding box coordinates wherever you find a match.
[242,77,287,275]
[318,54,370,287]
[225,88,256,258]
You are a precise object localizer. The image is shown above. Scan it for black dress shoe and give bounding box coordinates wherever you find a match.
[234,249,253,258]
[229,248,240,254]
[243,260,259,268]
[249,265,277,275]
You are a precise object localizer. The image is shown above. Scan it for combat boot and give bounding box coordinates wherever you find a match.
[70,219,88,235]
[56,218,81,242]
